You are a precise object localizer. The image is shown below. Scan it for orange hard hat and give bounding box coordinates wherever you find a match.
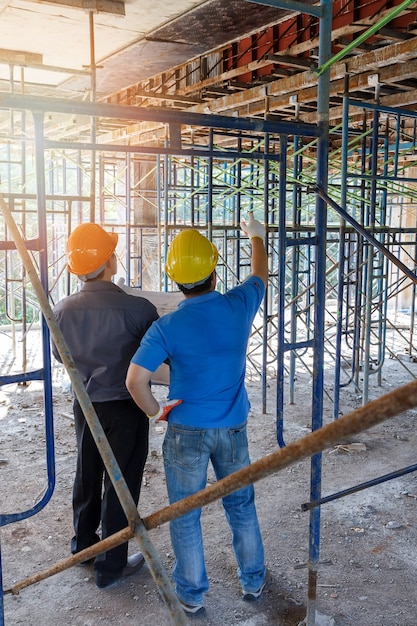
[66,223,118,278]
[165,229,218,286]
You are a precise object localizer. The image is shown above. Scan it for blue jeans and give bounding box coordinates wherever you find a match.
[162,421,265,606]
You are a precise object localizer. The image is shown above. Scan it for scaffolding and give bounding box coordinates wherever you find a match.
[1,1,417,624]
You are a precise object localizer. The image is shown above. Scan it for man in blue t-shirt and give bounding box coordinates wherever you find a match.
[126,214,269,615]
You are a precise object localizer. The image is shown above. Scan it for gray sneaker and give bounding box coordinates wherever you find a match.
[178,597,205,615]
[242,568,270,601]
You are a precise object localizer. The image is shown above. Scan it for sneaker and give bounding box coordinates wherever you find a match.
[94,552,145,589]
[178,597,205,615]
[242,569,270,601]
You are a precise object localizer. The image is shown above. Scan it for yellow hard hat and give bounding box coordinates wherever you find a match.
[165,229,218,286]
[66,223,118,278]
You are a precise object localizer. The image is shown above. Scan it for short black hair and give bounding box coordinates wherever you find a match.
[177,273,213,295]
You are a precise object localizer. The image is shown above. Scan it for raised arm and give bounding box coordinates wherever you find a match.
[240,213,268,286]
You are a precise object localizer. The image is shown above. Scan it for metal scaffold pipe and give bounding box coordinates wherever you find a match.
[143,375,417,528]
[314,185,417,284]
[6,367,417,605]
[0,193,187,626]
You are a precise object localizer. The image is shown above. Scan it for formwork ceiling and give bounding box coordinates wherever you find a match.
[0,0,295,96]
[1,0,417,137]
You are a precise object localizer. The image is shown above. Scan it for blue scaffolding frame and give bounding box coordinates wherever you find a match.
[2,3,417,623]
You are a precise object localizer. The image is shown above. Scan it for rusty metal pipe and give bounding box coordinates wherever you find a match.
[5,528,134,595]
[143,376,417,529]
[4,369,416,599]
[0,194,187,626]
[2,193,416,619]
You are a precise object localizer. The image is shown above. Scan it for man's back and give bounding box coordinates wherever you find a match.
[126,220,268,613]
[53,281,158,401]
[133,276,264,426]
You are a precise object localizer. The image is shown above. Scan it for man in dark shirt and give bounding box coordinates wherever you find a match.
[52,222,159,589]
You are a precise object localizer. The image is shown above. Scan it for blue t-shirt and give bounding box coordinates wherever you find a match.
[131,275,265,427]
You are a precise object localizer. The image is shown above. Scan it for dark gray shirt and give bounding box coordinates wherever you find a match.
[52,281,158,402]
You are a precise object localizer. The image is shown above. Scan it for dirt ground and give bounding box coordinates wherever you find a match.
[1,337,417,626]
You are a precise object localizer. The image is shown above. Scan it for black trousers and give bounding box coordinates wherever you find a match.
[71,398,149,576]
